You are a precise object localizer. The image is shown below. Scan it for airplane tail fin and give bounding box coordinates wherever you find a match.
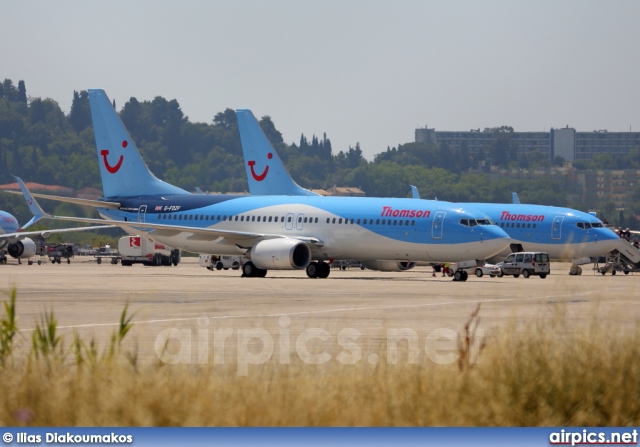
[14,176,49,229]
[236,109,318,196]
[511,192,521,204]
[88,89,188,198]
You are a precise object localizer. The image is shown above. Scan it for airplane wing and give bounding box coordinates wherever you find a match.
[0,225,117,242]
[36,214,322,248]
[2,190,121,210]
[13,177,322,249]
[0,176,118,242]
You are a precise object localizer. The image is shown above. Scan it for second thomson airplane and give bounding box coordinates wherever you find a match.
[13,89,512,279]
[235,109,620,275]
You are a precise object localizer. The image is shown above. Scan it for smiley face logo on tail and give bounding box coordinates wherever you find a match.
[100,140,128,174]
[247,152,273,182]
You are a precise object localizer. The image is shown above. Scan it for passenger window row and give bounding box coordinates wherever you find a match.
[157,213,417,227]
[324,217,416,226]
[499,222,537,229]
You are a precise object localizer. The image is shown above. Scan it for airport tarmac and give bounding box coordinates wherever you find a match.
[2,257,639,368]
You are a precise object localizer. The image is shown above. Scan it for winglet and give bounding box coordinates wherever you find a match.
[14,176,51,229]
[511,192,521,204]
[410,185,421,199]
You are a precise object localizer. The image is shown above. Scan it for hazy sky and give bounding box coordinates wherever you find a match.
[2,1,639,160]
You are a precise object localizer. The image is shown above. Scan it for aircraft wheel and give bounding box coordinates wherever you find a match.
[243,261,266,277]
[569,266,577,275]
[576,266,582,275]
[242,261,255,277]
[306,262,319,278]
[475,268,483,278]
[318,262,331,279]
[461,271,468,281]
[523,269,530,279]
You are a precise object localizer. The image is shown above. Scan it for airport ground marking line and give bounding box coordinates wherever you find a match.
[43,287,611,331]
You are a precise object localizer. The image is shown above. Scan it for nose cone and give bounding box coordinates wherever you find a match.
[592,228,625,256]
[473,225,512,259]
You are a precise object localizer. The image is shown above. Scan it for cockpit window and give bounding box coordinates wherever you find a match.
[577,222,604,229]
[460,218,494,226]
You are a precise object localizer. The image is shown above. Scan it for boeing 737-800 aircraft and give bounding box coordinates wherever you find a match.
[12,89,511,279]
[236,109,620,275]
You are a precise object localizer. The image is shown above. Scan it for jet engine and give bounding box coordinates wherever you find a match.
[250,238,311,270]
[361,260,417,272]
[7,237,37,259]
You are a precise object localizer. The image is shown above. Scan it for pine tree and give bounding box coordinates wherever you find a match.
[17,80,27,104]
[68,90,91,132]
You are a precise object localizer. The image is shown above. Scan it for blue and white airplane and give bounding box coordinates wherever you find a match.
[236,110,620,275]
[1,209,113,265]
[12,89,511,279]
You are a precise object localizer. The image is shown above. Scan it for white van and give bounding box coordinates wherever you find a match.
[497,252,550,279]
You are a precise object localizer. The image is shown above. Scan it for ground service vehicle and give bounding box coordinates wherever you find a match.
[199,254,244,270]
[469,263,501,278]
[118,236,180,267]
[497,252,550,278]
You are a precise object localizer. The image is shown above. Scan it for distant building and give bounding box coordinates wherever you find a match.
[415,126,640,162]
[575,169,640,207]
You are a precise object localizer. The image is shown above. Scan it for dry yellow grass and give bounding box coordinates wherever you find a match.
[2,290,640,427]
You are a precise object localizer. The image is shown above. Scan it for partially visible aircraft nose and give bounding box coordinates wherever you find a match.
[477,226,512,258]
[595,228,625,254]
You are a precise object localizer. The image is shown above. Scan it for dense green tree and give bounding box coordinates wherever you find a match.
[68,90,91,133]
[17,80,27,104]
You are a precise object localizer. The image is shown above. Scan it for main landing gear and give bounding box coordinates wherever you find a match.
[452,270,469,282]
[306,261,331,279]
[241,261,267,278]
[240,260,331,278]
